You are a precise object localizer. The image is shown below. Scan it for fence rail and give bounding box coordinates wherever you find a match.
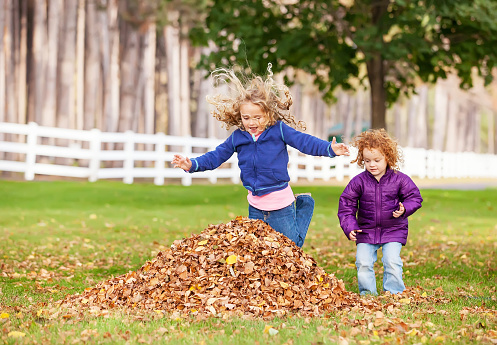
[1,122,497,185]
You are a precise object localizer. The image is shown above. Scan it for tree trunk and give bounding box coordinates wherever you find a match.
[445,93,459,152]
[366,54,387,129]
[57,0,77,130]
[365,1,389,130]
[119,24,139,132]
[179,22,191,136]
[0,0,5,125]
[414,85,428,148]
[164,17,181,137]
[154,38,168,135]
[75,0,85,130]
[291,83,302,122]
[433,80,449,151]
[43,0,60,128]
[354,89,364,137]
[84,1,100,130]
[5,0,17,127]
[456,104,466,152]
[471,102,482,153]
[315,98,326,139]
[393,102,401,142]
[192,48,208,138]
[143,23,156,135]
[407,93,419,148]
[100,0,120,133]
[487,112,495,154]
[17,0,28,124]
[341,93,352,143]
[492,76,497,154]
[301,85,313,134]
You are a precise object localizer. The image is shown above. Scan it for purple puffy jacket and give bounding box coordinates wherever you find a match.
[337,168,423,245]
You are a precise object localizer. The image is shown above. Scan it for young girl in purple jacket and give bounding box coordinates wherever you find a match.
[338,129,422,295]
[173,65,349,248]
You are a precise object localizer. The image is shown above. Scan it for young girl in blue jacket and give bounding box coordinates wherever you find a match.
[338,129,423,295]
[173,65,349,248]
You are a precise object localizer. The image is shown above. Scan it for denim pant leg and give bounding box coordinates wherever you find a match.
[248,203,300,246]
[381,242,405,294]
[295,195,315,248]
[356,243,380,295]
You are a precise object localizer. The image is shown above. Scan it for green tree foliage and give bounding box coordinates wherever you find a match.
[191,0,497,129]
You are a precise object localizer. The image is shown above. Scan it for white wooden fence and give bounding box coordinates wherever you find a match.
[1,122,497,185]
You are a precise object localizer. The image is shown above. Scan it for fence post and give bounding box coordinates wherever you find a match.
[123,131,134,184]
[335,155,345,181]
[24,122,38,181]
[322,157,331,181]
[230,158,240,184]
[208,142,218,184]
[426,150,435,179]
[154,132,166,185]
[88,128,101,182]
[288,148,299,183]
[418,149,427,179]
[305,155,314,182]
[182,137,192,186]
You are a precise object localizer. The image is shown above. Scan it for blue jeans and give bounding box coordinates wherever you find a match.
[356,242,405,295]
[248,195,314,248]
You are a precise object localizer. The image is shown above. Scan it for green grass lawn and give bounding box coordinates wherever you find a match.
[0,180,496,344]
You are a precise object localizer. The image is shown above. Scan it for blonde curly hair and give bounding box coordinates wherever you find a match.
[206,64,305,131]
[350,128,403,171]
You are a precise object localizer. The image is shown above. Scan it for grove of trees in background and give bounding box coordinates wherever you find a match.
[1,0,497,155]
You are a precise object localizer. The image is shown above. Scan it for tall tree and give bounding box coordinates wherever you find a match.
[192,0,497,129]
[0,0,5,125]
[57,0,77,130]
[43,0,60,128]
[4,0,16,126]
[99,0,120,133]
[17,0,28,125]
[84,0,101,130]
[76,0,85,130]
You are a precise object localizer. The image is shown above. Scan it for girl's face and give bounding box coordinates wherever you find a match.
[363,147,388,181]
[240,102,268,136]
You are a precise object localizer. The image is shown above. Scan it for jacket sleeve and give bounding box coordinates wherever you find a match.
[337,178,362,239]
[279,122,336,158]
[399,175,423,218]
[188,134,235,173]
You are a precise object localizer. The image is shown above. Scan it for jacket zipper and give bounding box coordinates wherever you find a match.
[252,135,258,193]
[375,181,381,244]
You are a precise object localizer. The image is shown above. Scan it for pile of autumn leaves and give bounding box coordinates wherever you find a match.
[61,217,378,317]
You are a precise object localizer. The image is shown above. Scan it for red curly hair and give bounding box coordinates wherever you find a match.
[350,128,403,170]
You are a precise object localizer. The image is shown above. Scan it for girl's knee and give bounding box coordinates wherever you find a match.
[356,256,374,269]
[382,255,402,269]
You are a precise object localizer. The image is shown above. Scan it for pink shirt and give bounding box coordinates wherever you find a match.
[247,185,295,211]
[246,132,295,211]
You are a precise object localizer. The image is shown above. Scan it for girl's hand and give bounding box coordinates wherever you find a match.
[172,154,192,171]
[349,230,362,241]
[331,137,350,156]
[393,202,405,218]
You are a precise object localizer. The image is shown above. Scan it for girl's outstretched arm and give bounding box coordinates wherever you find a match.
[172,154,192,171]
[330,137,350,156]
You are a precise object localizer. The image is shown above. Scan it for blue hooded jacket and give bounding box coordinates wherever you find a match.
[189,121,337,196]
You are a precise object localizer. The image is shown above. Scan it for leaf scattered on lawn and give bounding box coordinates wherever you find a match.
[8,331,26,338]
